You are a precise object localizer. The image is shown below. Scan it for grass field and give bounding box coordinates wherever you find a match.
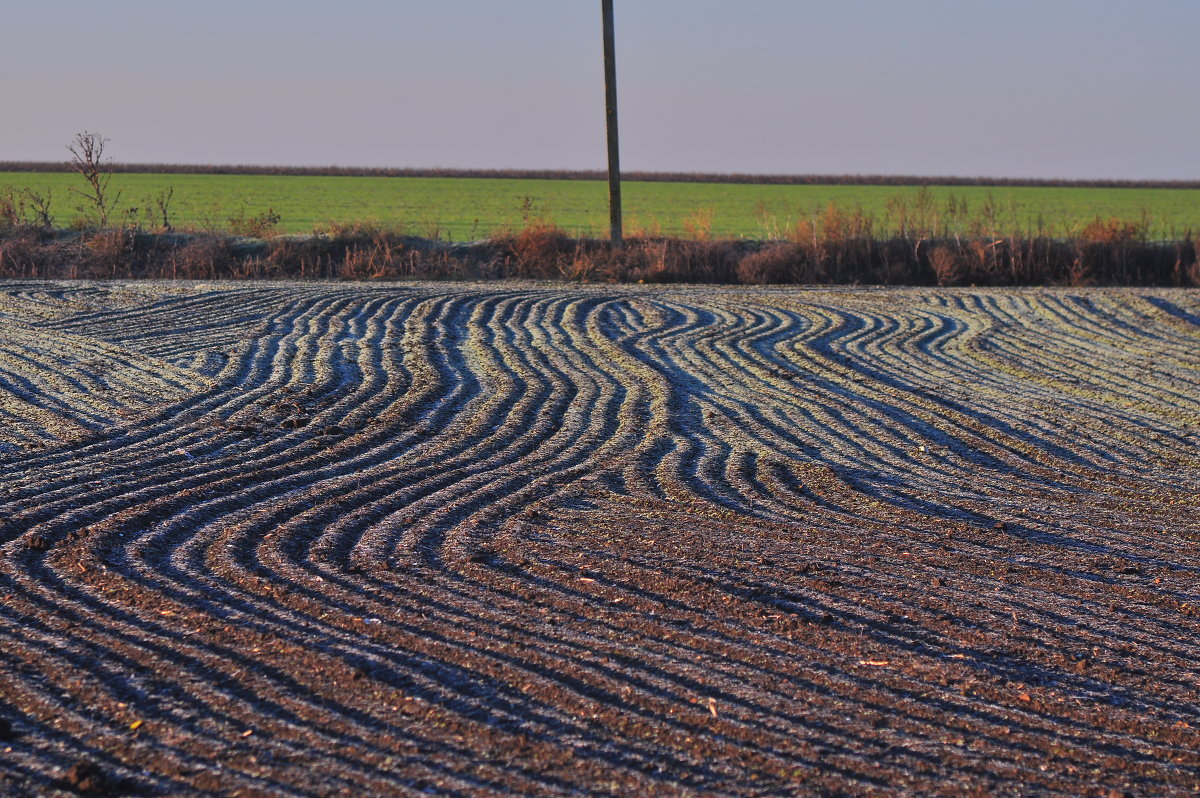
[4,171,1199,240]
[1,281,1199,795]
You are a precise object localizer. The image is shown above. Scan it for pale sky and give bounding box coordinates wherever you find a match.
[3,0,1198,179]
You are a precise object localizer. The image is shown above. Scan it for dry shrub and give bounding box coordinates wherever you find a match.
[557,240,606,282]
[320,222,411,280]
[559,251,594,282]
[868,238,920,285]
[560,240,630,283]
[84,228,136,278]
[624,238,740,283]
[0,190,20,227]
[1079,217,1143,245]
[343,242,414,280]
[929,244,962,287]
[787,217,819,249]
[266,238,332,279]
[1179,236,1200,287]
[737,243,803,285]
[322,220,394,245]
[158,236,235,280]
[227,257,269,280]
[342,245,388,280]
[0,210,1193,287]
[0,227,56,277]
[499,221,573,278]
[67,131,121,227]
[783,207,885,283]
[416,250,469,280]
[625,216,663,238]
[820,202,851,245]
[966,239,992,280]
[0,187,55,231]
[322,220,370,239]
[612,239,662,283]
[688,240,742,283]
[682,207,717,240]
[1066,252,1093,287]
[227,207,282,238]
[363,234,411,278]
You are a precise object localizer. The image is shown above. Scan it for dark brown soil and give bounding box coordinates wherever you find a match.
[1,282,1198,796]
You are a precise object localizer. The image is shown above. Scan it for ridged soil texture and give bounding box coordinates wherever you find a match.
[1,281,1198,796]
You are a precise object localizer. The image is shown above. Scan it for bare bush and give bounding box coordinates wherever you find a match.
[0,227,55,277]
[496,221,574,279]
[266,238,332,279]
[737,243,802,285]
[929,245,962,287]
[0,190,18,227]
[146,187,174,232]
[1,188,54,228]
[25,189,53,228]
[85,228,136,277]
[227,207,282,238]
[67,132,121,227]
[160,236,236,280]
[682,206,717,240]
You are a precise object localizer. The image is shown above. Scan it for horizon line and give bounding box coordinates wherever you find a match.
[2,161,1199,190]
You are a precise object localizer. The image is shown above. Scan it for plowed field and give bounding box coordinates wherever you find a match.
[1,282,1199,796]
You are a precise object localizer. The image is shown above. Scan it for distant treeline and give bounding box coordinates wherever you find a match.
[2,161,1198,189]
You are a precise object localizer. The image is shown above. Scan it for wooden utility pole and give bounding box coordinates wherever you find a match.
[602,0,622,248]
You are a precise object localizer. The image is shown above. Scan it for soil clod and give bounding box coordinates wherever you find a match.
[23,533,51,551]
[60,760,115,795]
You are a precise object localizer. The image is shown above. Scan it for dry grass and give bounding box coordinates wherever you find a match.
[0,211,1196,286]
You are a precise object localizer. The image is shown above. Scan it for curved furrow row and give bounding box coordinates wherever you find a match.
[0,290,503,498]
[635,300,1010,524]
[836,297,1199,555]
[542,396,1190,696]
[777,295,1190,513]
[0,320,211,452]
[0,295,363,522]
[509,497,1191,791]
[974,293,1199,422]
[3,291,590,792]
[140,289,912,782]
[204,286,825,782]
[7,291,696,792]
[1,282,1198,796]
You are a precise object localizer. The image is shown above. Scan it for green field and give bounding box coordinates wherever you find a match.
[3,171,1198,240]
